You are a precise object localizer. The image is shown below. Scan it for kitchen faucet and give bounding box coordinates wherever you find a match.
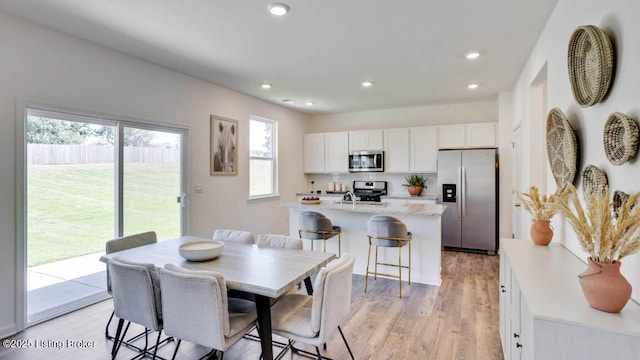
[345,191,357,210]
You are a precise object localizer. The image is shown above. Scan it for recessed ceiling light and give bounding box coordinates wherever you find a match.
[261,83,272,89]
[268,3,290,16]
[305,101,315,106]
[361,81,373,88]
[468,84,479,89]
[282,99,295,104]
[466,52,480,59]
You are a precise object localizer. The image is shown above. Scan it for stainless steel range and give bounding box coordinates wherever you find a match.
[344,180,387,202]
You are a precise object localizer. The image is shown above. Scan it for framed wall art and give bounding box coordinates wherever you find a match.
[210,115,238,175]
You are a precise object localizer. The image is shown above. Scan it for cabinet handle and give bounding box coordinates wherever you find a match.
[513,333,520,338]
[516,343,523,348]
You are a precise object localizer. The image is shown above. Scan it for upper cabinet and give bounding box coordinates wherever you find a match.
[304,132,349,174]
[384,128,410,173]
[439,123,497,149]
[410,127,438,173]
[349,130,384,151]
[303,133,325,173]
[324,132,349,173]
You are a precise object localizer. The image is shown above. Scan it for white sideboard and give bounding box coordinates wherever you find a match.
[500,238,640,360]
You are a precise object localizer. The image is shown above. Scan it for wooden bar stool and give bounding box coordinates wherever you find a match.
[365,215,412,298]
[298,211,342,257]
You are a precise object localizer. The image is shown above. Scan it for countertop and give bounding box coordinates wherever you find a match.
[281,201,446,217]
[296,192,438,201]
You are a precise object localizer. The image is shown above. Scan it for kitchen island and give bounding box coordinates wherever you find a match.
[281,201,446,285]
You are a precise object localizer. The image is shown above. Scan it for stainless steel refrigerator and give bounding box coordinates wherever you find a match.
[437,149,498,254]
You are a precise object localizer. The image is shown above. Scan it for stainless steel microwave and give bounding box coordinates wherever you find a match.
[348,150,384,172]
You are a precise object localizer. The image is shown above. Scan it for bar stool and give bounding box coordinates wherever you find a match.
[298,211,342,257]
[365,215,412,298]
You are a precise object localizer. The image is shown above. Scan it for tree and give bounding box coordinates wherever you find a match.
[27,117,89,144]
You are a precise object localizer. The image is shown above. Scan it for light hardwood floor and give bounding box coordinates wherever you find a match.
[0,251,503,360]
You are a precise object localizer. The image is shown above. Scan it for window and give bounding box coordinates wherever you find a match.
[249,116,277,198]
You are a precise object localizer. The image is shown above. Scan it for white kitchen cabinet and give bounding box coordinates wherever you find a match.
[324,132,349,173]
[383,128,410,172]
[410,126,438,172]
[500,238,640,360]
[438,123,497,149]
[349,130,383,151]
[304,133,325,173]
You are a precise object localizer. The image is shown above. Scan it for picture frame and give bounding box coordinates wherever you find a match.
[210,115,238,175]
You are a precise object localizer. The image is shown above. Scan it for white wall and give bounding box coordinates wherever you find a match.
[0,12,309,337]
[507,0,640,299]
[309,100,498,132]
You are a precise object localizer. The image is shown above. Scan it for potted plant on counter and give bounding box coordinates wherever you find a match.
[514,186,566,246]
[552,184,640,313]
[403,174,427,196]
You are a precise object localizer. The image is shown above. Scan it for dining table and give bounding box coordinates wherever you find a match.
[99,235,336,360]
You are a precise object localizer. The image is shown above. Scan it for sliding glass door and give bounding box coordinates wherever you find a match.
[24,108,187,325]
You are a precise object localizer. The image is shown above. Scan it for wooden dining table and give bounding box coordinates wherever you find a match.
[99,236,336,360]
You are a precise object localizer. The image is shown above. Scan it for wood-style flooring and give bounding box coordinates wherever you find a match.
[0,250,503,360]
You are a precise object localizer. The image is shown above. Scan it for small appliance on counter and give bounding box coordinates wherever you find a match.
[343,180,387,202]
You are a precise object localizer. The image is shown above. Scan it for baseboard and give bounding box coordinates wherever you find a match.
[0,323,18,339]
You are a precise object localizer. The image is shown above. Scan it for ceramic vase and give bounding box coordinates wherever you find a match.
[530,220,553,246]
[407,186,424,196]
[578,257,632,313]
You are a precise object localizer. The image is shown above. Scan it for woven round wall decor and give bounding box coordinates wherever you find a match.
[603,112,639,166]
[581,165,608,200]
[546,108,578,190]
[567,25,614,107]
[613,190,630,218]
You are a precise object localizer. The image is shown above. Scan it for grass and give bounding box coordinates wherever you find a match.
[27,163,180,266]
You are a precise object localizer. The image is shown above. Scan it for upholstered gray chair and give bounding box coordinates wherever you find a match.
[213,229,255,244]
[298,211,342,257]
[159,264,258,360]
[256,234,303,249]
[270,254,355,360]
[365,215,412,298]
[105,231,157,346]
[108,257,164,359]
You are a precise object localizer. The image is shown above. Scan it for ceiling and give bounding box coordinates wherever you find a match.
[0,0,558,115]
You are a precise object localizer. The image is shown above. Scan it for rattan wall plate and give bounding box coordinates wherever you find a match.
[613,190,629,218]
[568,25,614,107]
[546,108,578,189]
[581,165,608,200]
[603,112,639,166]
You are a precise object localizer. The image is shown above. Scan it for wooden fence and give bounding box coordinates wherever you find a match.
[27,144,180,164]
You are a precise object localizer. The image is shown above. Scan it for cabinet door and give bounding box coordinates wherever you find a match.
[410,127,438,172]
[500,254,509,359]
[383,129,410,172]
[325,132,349,173]
[438,125,466,149]
[510,273,522,360]
[466,123,497,147]
[349,130,383,151]
[304,133,325,173]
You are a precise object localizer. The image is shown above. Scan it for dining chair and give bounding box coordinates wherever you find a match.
[108,257,164,360]
[298,211,342,257]
[270,254,356,360]
[213,229,255,244]
[159,264,258,360]
[105,231,157,348]
[365,215,412,298]
[256,234,303,249]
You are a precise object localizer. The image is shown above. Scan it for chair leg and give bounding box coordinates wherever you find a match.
[151,331,161,360]
[364,239,372,293]
[408,241,412,285]
[374,246,379,280]
[105,310,115,339]
[111,318,124,357]
[337,233,342,257]
[171,339,182,360]
[398,246,402,298]
[338,326,355,360]
[112,320,131,359]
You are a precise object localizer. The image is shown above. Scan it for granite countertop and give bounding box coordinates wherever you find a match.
[296,192,438,200]
[281,201,446,217]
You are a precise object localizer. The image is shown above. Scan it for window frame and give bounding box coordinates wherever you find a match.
[249,115,278,200]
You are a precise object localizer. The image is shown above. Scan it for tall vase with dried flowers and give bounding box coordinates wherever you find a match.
[514,186,566,246]
[552,184,640,313]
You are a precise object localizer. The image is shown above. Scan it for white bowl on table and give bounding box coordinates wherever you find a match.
[179,240,224,261]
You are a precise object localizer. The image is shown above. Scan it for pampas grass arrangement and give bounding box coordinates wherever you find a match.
[552,183,640,263]
[514,186,567,221]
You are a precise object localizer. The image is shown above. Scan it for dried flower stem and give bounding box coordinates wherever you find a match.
[514,186,566,221]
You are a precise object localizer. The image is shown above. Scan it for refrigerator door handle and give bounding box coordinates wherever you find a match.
[457,166,462,218]
[461,166,466,218]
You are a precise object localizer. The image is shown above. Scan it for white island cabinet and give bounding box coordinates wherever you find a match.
[500,238,640,360]
[282,202,446,286]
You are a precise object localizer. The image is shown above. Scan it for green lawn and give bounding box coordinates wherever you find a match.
[27,163,180,266]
